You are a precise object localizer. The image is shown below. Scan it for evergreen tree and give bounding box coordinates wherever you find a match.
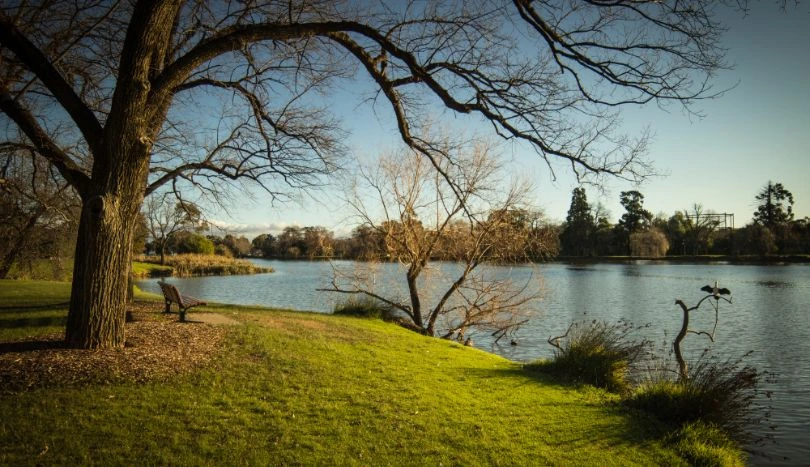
[560,188,595,256]
[619,191,653,233]
[753,181,794,228]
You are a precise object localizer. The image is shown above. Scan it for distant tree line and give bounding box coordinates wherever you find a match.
[251,214,560,262]
[558,181,810,257]
[5,178,807,282]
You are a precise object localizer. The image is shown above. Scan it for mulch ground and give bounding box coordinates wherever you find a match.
[0,302,229,392]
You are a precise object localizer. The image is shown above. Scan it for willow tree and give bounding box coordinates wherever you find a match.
[1,1,737,348]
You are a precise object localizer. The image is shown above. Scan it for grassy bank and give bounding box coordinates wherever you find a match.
[0,280,742,465]
[134,254,273,277]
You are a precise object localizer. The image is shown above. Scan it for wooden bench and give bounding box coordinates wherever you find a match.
[158,281,206,322]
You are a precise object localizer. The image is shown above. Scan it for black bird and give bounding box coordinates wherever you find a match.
[701,281,731,298]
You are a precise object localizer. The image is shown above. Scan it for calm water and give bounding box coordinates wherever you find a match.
[137,259,810,464]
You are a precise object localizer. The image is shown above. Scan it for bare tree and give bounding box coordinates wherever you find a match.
[0,143,79,279]
[322,142,542,340]
[142,194,201,265]
[1,1,742,348]
[683,204,721,255]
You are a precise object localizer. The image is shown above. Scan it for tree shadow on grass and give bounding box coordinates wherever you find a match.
[0,316,67,331]
[0,302,70,310]
[0,337,66,354]
[457,366,674,446]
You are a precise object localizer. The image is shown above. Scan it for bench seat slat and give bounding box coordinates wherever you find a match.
[158,281,207,321]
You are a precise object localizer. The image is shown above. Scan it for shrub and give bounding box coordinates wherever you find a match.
[525,320,650,393]
[333,297,395,320]
[626,354,763,443]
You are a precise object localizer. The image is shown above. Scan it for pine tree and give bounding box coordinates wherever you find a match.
[561,188,595,256]
[753,181,794,229]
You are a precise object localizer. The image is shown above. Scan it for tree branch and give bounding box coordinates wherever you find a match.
[0,10,103,155]
[0,88,90,194]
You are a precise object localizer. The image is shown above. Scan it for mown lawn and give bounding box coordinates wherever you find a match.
[0,280,738,465]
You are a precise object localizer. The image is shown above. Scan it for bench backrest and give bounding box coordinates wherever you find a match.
[159,281,182,303]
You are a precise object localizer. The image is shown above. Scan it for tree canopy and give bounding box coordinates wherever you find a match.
[1,0,744,348]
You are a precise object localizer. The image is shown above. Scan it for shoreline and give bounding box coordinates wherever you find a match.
[552,254,810,265]
[249,254,810,265]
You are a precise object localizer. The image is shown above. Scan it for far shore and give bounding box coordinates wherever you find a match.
[553,254,810,264]
[248,254,810,265]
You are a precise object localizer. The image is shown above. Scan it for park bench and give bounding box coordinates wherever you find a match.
[158,280,206,322]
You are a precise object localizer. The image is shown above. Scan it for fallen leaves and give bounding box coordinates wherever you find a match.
[0,303,227,392]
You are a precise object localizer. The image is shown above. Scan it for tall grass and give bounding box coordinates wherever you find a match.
[626,352,765,444]
[332,297,396,320]
[525,320,650,393]
[136,254,272,277]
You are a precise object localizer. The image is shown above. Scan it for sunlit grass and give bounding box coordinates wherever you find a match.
[131,261,173,278]
[0,281,743,465]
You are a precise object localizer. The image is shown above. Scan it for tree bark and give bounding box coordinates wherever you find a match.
[674,299,690,381]
[62,1,179,348]
[65,187,144,348]
[406,266,424,331]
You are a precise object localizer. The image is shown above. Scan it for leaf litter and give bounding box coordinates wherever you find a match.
[0,302,228,392]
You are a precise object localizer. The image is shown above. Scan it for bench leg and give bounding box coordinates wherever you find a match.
[164,300,172,314]
[179,308,186,322]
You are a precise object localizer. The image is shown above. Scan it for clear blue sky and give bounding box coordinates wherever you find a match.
[209,3,810,239]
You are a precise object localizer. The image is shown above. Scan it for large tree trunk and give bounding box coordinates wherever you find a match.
[65,182,145,348]
[63,1,179,348]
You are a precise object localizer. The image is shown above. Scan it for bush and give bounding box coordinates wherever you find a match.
[333,297,395,320]
[626,354,763,443]
[525,320,650,393]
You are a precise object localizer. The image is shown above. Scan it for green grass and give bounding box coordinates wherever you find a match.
[0,281,162,340]
[3,259,74,281]
[0,280,72,340]
[0,280,743,465]
[131,261,173,278]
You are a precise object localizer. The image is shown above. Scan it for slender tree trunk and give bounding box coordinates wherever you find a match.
[674,300,690,381]
[406,266,424,332]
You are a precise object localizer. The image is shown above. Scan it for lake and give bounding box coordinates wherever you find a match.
[137,259,810,464]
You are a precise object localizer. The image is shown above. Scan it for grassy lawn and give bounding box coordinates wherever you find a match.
[0,280,740,465]
[0,280,71,340]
